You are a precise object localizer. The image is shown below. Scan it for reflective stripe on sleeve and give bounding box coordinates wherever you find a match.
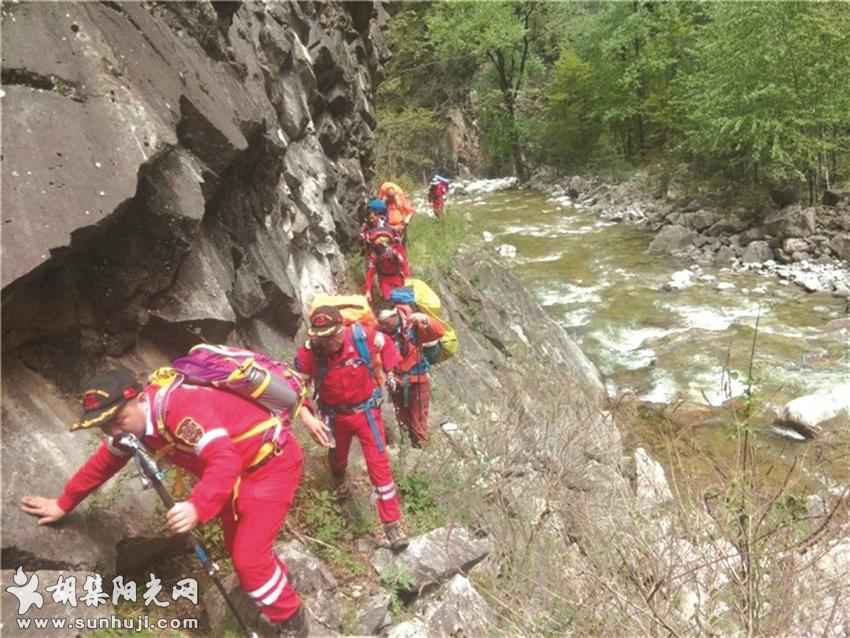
[194,428,228,454]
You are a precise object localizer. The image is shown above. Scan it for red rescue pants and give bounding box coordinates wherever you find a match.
[390,377,431,446]
[220,430,304,624]
[328,408,401,524]
[431,199,445,219]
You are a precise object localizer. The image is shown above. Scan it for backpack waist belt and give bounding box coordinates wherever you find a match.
[319,388,385,453]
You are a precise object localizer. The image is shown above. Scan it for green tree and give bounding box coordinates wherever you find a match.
[427,1,549,181]
[376,4,478,181]
[676,2,850,201]
[559,1,704,163]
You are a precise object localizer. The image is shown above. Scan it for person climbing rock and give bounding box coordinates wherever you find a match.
[295,306,410,551]
[364,228,411,302]
[377,306,445,447]
[428,175,450,219]
[20,365,332,638]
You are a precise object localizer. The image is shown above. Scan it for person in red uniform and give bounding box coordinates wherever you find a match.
[294,306,409,550]
[364,229,411,303]
[378,182,415,233]
[378,306,445,447]
[359,198,390,242]
[20,365,332,637]
[428,175,450,220]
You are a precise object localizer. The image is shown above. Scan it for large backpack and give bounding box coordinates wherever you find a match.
[309,293,377,329]
[149,344,305,419]
[146,345,306,475]
[389,278,458,364]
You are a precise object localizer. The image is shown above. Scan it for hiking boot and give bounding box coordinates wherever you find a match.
[384,521,409,551]
[333,476,352,503]
[276,605,309,638]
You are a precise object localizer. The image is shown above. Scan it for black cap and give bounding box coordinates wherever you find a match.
[71,366,141,431]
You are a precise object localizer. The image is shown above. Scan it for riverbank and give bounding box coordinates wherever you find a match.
[527,170,850,299]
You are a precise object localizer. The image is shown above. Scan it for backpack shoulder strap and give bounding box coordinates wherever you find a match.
[351,323,374,376]
[314,355,329,402]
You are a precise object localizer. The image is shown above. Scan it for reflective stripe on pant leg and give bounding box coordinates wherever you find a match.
[230,445,303,623]
[352,410,401,523]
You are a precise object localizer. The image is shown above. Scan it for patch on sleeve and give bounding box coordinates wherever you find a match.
[174,417,205,446]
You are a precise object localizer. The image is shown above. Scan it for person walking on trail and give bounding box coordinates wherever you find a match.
[428,175,450,220]
[294,306,410,551]
[378,306,445,448]
[359,198,390,241]
[378,182,415,234]
[364,229,410,302]
[20,366,332,637]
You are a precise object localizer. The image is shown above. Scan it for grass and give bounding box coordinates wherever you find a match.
[397,470,447,534]
[405,206,468,280]
[379,563,416,617]
[344,203,468,293]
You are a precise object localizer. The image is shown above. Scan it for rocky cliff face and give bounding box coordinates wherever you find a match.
[1,6,623,634]
[1,0,390,572]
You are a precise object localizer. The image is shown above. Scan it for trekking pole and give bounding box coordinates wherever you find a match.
[417,344,425,448]
[115,434,259,638]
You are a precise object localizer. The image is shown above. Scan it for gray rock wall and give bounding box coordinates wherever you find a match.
[1,0,388,572]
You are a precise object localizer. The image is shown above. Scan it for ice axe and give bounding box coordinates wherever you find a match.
[115,433,259,638]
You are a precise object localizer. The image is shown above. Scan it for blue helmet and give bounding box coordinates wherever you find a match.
[367,198,387,214]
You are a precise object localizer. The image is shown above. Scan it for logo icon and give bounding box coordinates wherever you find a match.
[5,567,44,614]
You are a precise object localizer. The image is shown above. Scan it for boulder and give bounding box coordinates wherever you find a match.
[370,528,492,595]
[355,591,392,636]
[275,540,341,631]
[741,240,774,264]
[714,245,738,266]
[415,575,497,637]
[682,210,721,232]
[829,234,850,261]
[783,238,811,254]
[769,181,802,207]
[822,190,850,206]
[706,217,748,236]
[648,225,697,255]
[1,358,167,575]
[634,448,672,511]
[776,384,850,434]
[386,620,429,638]
[763,206,817,238]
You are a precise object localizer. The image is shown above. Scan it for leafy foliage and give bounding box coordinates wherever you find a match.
[374,107,443,184]
[379,1,850,198]
[676,2,850,190]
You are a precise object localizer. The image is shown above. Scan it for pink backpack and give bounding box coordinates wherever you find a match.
[161,344,305,418]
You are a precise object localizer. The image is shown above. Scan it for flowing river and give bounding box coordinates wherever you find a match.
[452,185,850,486]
